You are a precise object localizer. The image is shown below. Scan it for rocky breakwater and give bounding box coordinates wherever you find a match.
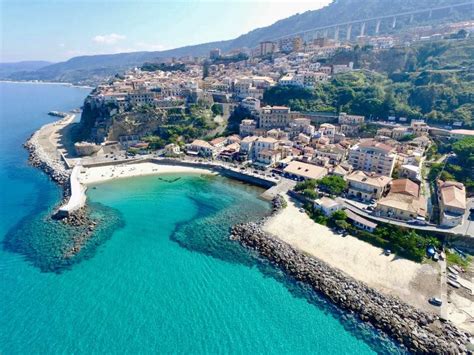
[24,118,71,186]
[24,119,91,224]
[230,222,472,354]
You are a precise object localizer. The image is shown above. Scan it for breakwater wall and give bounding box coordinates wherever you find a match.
[230,222,471,354]
[24,131,70,186]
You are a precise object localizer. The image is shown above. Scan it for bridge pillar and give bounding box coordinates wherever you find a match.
[323,29,328,38]
[392,16,397,28]
[428,9,432,18]
[334,26,339,41]
[449,6,454,14]
[375,19,381,34]
[409,14,414,23]
[360,22,366,37]
[346,24,352,41]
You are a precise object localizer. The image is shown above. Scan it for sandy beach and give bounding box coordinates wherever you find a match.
[78,161,215,185]
[263,196,442,313]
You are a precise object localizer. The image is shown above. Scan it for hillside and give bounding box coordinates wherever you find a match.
[0,61,53,78]
[263,37,474,127]
[4,0,472,84]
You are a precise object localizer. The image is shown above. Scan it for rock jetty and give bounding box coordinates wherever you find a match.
[230,222,471,354]
[24,128,70,186]
[24,120,92,226]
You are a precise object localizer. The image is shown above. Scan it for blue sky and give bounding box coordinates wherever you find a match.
[1,0,330,63]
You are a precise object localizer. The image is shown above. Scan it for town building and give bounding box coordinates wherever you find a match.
[314,197,342,216]
[375,179,427,221]
[186,140,216,157]
[410,120,429,136]
[259,105,291,129]
[346,171,392,201]
[345,209,377,232]
[260,41,276,56]
[283,160,328,181]
[239,119,257,137]
[438,180,467,227]
[348,140,397,177]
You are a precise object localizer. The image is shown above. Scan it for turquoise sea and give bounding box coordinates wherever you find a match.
[0,82,404,354]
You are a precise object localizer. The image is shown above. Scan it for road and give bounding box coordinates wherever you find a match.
[338,197,474,237]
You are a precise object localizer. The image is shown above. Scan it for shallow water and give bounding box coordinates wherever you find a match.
[0,82,405,354]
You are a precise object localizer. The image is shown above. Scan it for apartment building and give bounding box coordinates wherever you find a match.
[348,140,397,177]
[127,91,156,106]
[260,41,276,56]
[259,105,291,129]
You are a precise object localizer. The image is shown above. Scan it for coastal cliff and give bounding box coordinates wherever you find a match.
[230,221,471,354]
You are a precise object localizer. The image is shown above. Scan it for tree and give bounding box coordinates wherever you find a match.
[330,210,347,222]
[225,106,252,134]
[335,219,351,230]
[302,188,318,200]
[452,137,474,168]
[295,179,318,192]
[211,104,223,116]
[317,176,347,196]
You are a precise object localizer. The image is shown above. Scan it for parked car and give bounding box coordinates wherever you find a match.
[429,297,443,306]
[384,249,391,256]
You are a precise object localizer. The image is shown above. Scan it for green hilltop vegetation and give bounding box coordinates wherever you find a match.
[264,37,474,127]
[428,136,474,193]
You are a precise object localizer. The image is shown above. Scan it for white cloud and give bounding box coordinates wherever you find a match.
[92,33,126,45]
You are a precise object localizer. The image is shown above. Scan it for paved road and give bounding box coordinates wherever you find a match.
[339,198,474,237]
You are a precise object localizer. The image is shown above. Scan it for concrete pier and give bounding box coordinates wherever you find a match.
[57,165,86,217]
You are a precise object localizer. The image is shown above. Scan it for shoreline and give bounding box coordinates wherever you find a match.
[0,80,94,89]
[77,161,216,186]
[24,115,472,352]
[231,218,472,354]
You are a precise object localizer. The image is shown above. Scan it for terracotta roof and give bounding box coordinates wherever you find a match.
[189,139,213,149]
[358,139,394,153]
[390,179,419,197]
[377,193,427,217]
[284,161,328,180]
[346,171,392,188]
[257,136,278,144]
[210,137,226,146]
[438,181,466,209]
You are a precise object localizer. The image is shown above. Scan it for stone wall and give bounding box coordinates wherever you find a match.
[230,222,471,354]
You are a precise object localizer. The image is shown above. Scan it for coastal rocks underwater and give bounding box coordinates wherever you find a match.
[3,202,125,273]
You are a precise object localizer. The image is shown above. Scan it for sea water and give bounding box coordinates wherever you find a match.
[0,82,404,354]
